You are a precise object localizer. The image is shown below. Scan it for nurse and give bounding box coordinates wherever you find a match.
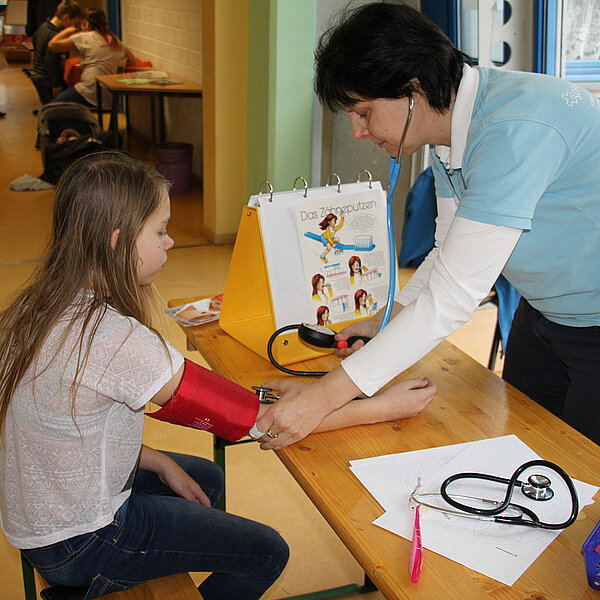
[256,2,600,448]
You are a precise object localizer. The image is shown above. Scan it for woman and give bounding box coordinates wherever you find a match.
[256,2,600,450]
[48,9,136,107]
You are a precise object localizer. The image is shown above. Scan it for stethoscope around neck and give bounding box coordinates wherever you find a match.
[411,459,579,530]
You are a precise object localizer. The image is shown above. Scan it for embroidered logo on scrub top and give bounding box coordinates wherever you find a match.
[562,87,583,107]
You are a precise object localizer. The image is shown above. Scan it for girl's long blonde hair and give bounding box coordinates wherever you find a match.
[0,152,170,435]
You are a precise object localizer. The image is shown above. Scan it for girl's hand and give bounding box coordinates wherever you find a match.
[157,459,211,506]
[140,446,211,506]
[374,377,436,421]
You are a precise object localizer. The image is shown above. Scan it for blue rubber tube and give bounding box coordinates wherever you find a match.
[378,157,402,332]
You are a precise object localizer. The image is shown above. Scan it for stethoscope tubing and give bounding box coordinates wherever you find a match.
[437,459,579,530]
[379,95,414,332]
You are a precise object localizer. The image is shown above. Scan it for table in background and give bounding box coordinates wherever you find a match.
[168,297,600,600]
[95,74,202,147]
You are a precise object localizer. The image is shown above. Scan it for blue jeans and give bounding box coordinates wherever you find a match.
[22,452,289,600]
[50,87,94,107]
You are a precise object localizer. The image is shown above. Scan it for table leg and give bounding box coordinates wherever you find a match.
[276,574,376,599]
[211,435,378,599]
[150,96,156,145]
[213,436,253,512]
[159,96,166,142]
[108,93,121,149]
[95,82,104,129]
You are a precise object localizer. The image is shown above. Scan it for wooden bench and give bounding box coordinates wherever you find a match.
[24,557,202,600]
[38,573,202,600]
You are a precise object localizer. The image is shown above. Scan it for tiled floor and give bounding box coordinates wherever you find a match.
[0,63,500,600]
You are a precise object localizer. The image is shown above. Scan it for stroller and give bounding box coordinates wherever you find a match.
[38,102,118,185]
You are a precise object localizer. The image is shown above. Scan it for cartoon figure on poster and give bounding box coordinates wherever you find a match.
[318,211,345,263]
[354,288,375,317]
[349,256,368,285]
[311,273,332,303]
[349,255,383,286]
[316,306,331,326]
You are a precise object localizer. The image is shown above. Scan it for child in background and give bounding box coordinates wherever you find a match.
[0,152,435,598]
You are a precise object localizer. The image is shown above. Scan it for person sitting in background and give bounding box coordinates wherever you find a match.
[48,8,136,108]
[31,0,82,105]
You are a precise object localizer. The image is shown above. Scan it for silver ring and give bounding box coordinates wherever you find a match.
[266,429,278,439]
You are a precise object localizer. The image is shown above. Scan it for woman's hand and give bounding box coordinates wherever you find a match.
[333,318,379,358]
[256,368,362,451]
[256,380,330,450]
[335,301,405,358]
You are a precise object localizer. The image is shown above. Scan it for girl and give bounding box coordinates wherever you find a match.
[318,211,344,263]
[0,152,435,598]
[0,152,288,600]
[48,9,136,108]
[316,306,331,326]
[348,255,367,285]
[311,273,332,303]
[354,289,374,317]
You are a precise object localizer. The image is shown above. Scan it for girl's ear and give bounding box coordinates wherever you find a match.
[110,229,120,250]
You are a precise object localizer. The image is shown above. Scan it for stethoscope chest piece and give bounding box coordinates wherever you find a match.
[521,474,554,501]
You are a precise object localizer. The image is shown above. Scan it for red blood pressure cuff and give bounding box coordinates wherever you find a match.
[147,359,259,442]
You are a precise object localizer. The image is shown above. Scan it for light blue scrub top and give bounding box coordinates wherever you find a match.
[431,67,600,327]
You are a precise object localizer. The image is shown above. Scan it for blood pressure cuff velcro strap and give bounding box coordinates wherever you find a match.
[147,359,259,442]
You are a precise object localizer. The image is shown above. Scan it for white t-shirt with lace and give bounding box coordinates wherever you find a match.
[71,31,127,107]
[0,303,183,549]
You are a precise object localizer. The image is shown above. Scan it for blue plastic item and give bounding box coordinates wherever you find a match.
[583,519,600,589]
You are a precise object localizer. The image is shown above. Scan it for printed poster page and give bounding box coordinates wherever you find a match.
[294,182,395,327]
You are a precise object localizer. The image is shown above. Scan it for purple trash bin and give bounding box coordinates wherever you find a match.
[153,142,193,194]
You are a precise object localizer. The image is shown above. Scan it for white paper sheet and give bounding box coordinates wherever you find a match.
[349,435,599,586]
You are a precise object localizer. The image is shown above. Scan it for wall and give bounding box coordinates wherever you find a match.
[120,0,203,179]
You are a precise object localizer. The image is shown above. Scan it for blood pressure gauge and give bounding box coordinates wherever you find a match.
[298,322,370,349]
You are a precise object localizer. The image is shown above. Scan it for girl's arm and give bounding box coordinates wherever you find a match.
[255,376,435,448]
[139,444,210,505]
[151,363,184,405]
[48,27,78,53]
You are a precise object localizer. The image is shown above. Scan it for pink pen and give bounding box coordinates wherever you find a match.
[408,478,423,583]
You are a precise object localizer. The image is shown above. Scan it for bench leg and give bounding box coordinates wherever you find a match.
[21,552,38,600]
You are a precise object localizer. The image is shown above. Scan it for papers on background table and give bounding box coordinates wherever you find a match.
[349,435,599,586]
[165,295,222,327]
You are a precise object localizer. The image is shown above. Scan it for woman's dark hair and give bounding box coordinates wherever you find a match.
[315,2,468,113]
[84,8,121,50]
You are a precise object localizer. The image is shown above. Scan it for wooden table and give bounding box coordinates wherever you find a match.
[168,297,600,599]
[95,74,202,146]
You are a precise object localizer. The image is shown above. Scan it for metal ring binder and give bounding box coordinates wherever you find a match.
[325,172,341,193]
[356,169,373,189]
[293,176,308,198]
[258,180,274,202]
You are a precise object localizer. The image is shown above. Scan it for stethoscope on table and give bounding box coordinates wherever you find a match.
[410,459,579,530]
[267,97,415,376]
